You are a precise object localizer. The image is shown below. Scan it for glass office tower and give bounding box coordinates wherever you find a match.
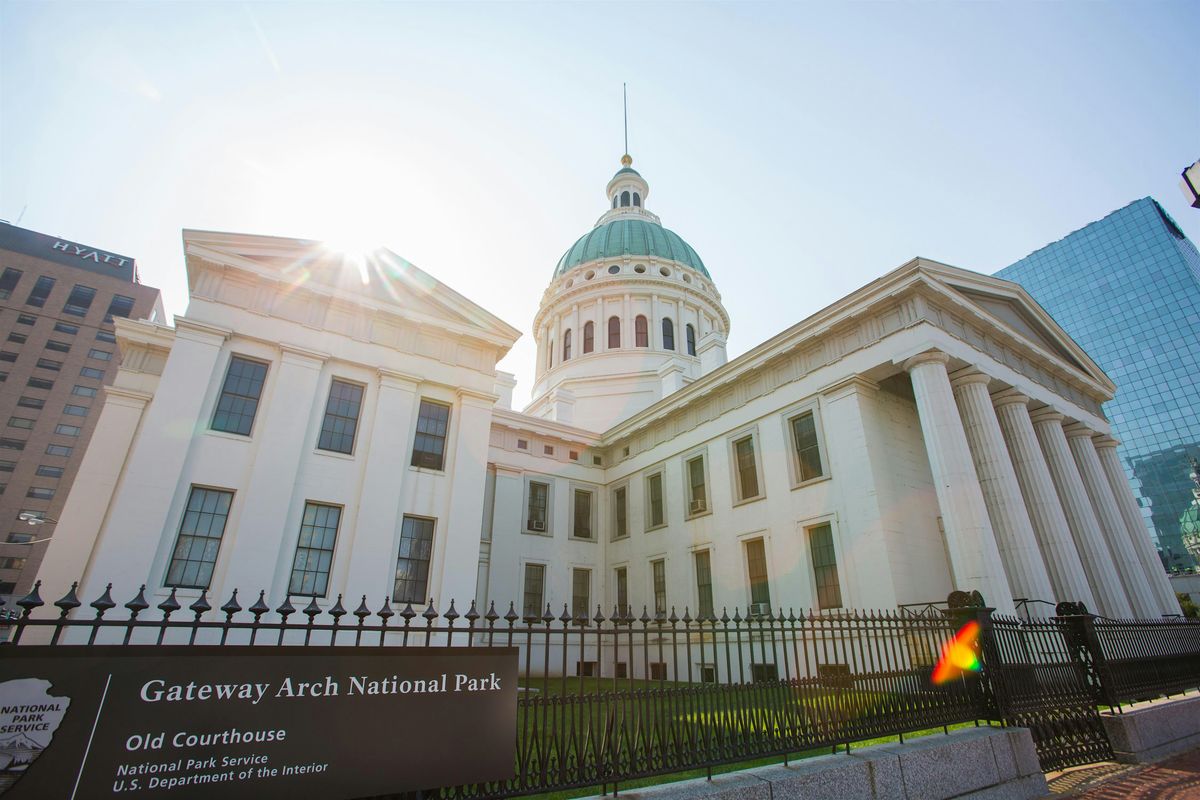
[996,198,1200,570]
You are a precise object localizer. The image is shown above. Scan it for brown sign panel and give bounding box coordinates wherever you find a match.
[0,645,517,799]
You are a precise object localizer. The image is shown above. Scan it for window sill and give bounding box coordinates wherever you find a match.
[731,495,765,508]
[610,535,629,543]
[315,448,356,462]
[408,465,446,476]
[522,529,553,538]
[645,523,667,533]
[568,535,597,544]
[205,429,253,443]
[790,474,832,491]
[684,508,713,521]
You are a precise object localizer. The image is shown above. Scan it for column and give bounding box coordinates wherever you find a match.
[434,389,497,610]
[1064,424,1157,617]
[903,351,1014,611]
[1093,436,1179,614]
[950,372,1055,604]
[1029,409,1132,617]
[992,392,1095,608]
[622,293,632,351]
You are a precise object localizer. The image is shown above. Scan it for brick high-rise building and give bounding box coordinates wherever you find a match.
[0,222,162,605]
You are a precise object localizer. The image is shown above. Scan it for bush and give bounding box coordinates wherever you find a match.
[1178,593,1199,619]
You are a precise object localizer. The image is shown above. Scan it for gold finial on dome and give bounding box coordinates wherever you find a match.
[621,154,633,167]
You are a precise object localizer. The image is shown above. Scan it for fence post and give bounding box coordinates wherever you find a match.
[1054,603,1113,708]
[948,590,999,720]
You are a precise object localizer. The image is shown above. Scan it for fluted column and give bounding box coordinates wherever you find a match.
[1093,436,1178,614]
[1030,409,1131,617]
[951,372,1055,605]
[904,352,1014,611]
[992,392,1095,609]
[1064,423,1157,617]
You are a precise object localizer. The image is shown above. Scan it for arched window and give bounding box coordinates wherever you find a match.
[563,329,572,361]
[686,324,697,356]
[547,340,554,370]
[612,196,618,209]
[583,321,594,354]
[621,191,631,207]
[662,318,675,351]
[608,316,621,348]
[635,315,648,347]
[633,192,641,207]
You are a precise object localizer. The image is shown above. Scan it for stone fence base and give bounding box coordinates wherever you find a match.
[594,726,1047,800]
[1102,691,1200,764]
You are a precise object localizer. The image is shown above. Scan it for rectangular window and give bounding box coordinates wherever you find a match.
[95,330,116,343]
[0,557,26,571]
[613,486,628,539]
[35,465,63,478]
[6,532,32,544]
[317,379,364,454]
[55,424,80,436]
[651,559,667,616]
[686,455,707,514]
[63,404,88,416]
[526,481,549,532]
[571,568,590,621]
[615,566,628,617]
[7,417,34,430]
[7,333,26,344]
[0,582,14,595]
[790,411,824,482]
[393,516,435,604]
[647,473,664,528]
[211,356,268,436]
[27,377,53,390]
[734,435,760,500]
[572,489,593,539]
[26,276,55,307]
[71,385,97,398]
[54,322,78,335]
[105,294,136,321]
[808,523,843,610]
[36,358,61,372]
[0,461,14,472]
[288,502,341,597]
[410,399,450,469]
[0,352,17,363]
[523,563,546,619]
[62,284,96,316]
[165,487,234,589]
[80,367,104,379]
[16,396,44,409]
[15,314,35,326]
[87,348,112,361]
[45,444,72,456]
[45,340,71,353]
[0,267,22,300]
[26,487,54,500]
[694,550,714,619]
[0,439,26,451]
[746,538,771,608]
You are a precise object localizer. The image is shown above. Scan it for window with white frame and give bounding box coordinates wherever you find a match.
[393,516,435,604]
[526,480,550,533]
[807,523,843,610]
[788,409,826,483]
[694,550,714,619]
[571,487,594,539]
[523,563,546,619]
[685,454,707,516]
[731,433,762,502]
[571,568,590,621]
[614,566,629,617]
[288,502,341,596]
[411,399,450,469]
[612,485,628,540]
[165,487,233,589]
[650,558,667,616]
[646,471,665,529]
[745,538,771,611]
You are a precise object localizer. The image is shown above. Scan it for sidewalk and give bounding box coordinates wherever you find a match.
[1045,747,1200,798]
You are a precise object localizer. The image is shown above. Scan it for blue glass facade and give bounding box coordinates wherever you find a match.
[996,198,1200,570]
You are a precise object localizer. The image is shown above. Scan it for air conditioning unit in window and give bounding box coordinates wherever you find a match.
[689,499,707,514]
[528,519,546,532]
[413,452,442,469]
[749,602,772,618]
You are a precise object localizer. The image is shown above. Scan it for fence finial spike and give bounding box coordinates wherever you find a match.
[54,582,81,614]
[91,583,116,617]
[303,596,322,621]
[354,595,371,620]
[328,594,346,620]
[377,597,395,621]
[503,601,519,624]
[220,589,242,619]
[444,599,460,623]
[249,590,269,618]
[464,599,479,623]
[125,585,150,617]
[189,589,211,618]
[17,580,44,614]
[158,588,180,617]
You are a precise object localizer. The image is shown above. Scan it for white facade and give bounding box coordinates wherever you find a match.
[36,160,1180,636]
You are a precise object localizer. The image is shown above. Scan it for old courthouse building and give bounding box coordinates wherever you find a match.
[36,156,1179,646]
[0,222,163,605]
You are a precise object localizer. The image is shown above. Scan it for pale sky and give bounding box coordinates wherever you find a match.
[2,1,1197,409]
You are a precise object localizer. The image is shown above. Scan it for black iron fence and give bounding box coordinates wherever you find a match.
[3,580,1200,795]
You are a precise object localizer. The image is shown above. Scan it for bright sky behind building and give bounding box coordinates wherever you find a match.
[2,1,1197,408]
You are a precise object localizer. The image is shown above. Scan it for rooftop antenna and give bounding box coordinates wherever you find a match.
[622,83,632,167]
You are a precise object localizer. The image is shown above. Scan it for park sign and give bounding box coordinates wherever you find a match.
[0,645,518,799]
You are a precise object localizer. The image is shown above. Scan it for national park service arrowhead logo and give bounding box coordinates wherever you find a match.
[0,679,70,795]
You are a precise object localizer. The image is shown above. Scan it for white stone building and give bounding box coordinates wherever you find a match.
[36,157,1179,637]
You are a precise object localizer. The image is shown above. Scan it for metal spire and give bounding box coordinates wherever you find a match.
[623,83,629,157]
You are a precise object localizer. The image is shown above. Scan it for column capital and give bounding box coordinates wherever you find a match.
[902,349,949,373]
[378,368,421,391]
[1028,407,1064,425]
[949,368,992,390]
[1092,434,1120,450]
[991,388,1031,409]
[457,387,500,408]
[278,342,330,369]
[1062,421,1096,440]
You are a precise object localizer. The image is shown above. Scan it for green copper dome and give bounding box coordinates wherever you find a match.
[554,218,710,279]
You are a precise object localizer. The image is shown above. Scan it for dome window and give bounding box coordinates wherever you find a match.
[682,273,692,283]
[662,318,675,351]
[612,196,618,209]
[608,316,621,348]
[635,315,648,347]
[565,279,573,288]
[633,192,641,207]
[547,340,554,370]
[621,191,631,207]
[608,265,620,275]
[585,270,595,280]
[686,324,697,356]
[634,264,646,274]
[563,329,572,361]
[659,266,671,277]
[583,321,595,354]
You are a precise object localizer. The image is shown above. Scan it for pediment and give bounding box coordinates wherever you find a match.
[182,229,520,349]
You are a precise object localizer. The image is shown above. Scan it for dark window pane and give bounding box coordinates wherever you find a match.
[393,516,435,604]
[26,276,55,308]
[410,399,450,469]
[79,367,104,379]
[809,524,842,610]
[26,377,53,390]
[694,550,714,619]
[16,314,35,326]
[648,473,664,527]
[54,322,78,335]
[522,563,545,619]
[288,502,341,596]
[651,559,666,615]
[608,316,621,348]
[165,487,233,589]
[106,294,136,321]
[45,444,72,456]
[36,358,61,372]
[8,333,26,344]
[62,284,96,317]
[791,413,824,481]
[571,568,590,620]
[16,396,43,409]
[662,318,674,350]
[583,321,594,354]
[0,268,22,300]
[614,486,627,539]
[747,538,770,607]
[573,489,592,539]
[317,379,363,454]
[527,482,548,530]
[211,356,268,436]
[735,436,759,499]
[635,316,648,347]
[35,465,63,478]
[686,324,697,356]
[562,329,572,361]
[45,340,70,353]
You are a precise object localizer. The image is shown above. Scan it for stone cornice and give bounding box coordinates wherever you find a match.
[491,408,603,446]
[991,389,1031,409]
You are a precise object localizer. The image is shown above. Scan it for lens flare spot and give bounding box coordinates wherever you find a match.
[932,620,981,684]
